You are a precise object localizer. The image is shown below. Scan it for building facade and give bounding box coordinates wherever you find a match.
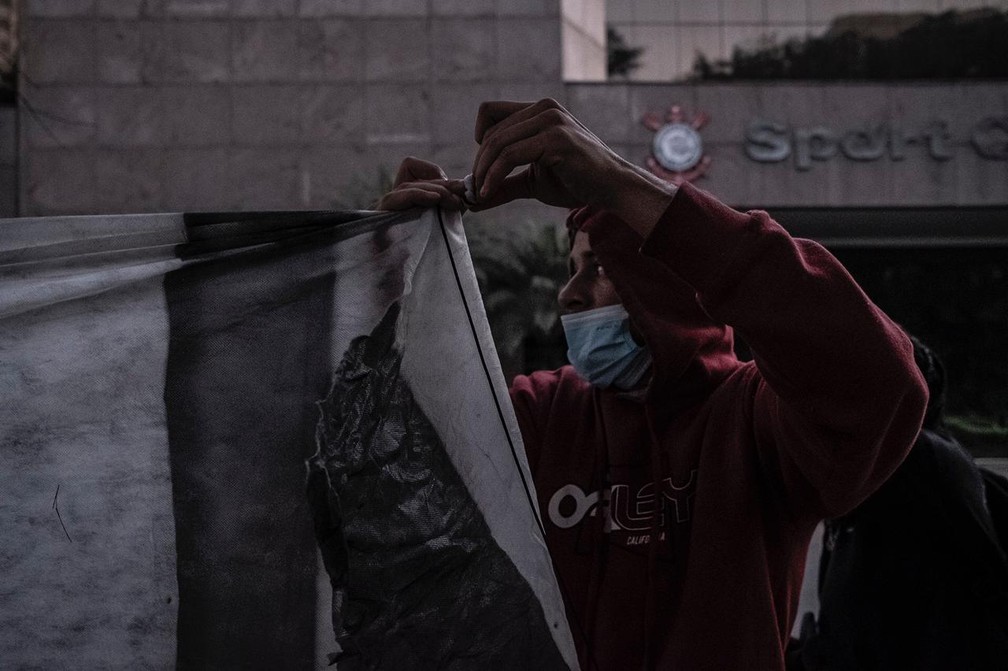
[8,0,1008,453]
[11,1,1007,211]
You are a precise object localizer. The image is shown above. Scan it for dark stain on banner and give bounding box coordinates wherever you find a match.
[163,213,339,669]
[308,302,568,670]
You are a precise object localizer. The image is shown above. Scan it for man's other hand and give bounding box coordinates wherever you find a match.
[376,157,467,211]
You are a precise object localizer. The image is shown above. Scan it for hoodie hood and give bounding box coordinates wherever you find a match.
[567,201,740,415]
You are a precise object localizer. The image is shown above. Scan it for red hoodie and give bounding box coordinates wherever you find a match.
[509,183,928,671]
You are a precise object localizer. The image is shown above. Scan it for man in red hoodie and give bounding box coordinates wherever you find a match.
[379,99,928,671]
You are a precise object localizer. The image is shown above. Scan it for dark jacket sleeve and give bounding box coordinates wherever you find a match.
[638,182,928,518]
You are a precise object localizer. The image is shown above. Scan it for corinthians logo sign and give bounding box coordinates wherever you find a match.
[641,105,711,183]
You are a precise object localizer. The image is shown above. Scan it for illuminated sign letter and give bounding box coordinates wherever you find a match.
[794,127,837,170]
[841,126,887,161]
[745,120,790,162]
[971,116,1008,160]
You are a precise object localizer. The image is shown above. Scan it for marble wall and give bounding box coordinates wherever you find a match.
[12,1,1008,219]
[16,0,565,217]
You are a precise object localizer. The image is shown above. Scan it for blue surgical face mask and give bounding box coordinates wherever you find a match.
[561,304,652,390]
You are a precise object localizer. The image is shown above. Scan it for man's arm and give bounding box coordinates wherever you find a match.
[629,183,928,517]
[469,98,677,238]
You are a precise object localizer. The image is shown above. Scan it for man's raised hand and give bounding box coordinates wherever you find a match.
[376,100,676,238]
[470,99,677,236]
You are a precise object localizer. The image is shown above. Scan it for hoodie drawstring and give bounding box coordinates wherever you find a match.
[583,393,666,670]
[577,389,610,671]
[642,406,666,669]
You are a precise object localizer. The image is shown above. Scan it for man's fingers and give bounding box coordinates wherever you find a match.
[475,109,577,201]
[376,187,440,211]
[393,157,448,186]
[376,182,465,211]
[474,98,564,144]
[473,113,550,196]
[467,170,534,211]
[478,134,561,203]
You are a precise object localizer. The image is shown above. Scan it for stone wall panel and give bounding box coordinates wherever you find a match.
[232,0,298,17]
[230,147,303,210]
[826,150,895,207]
[22,19,96,84]
[233,20,300,82]
[820,85,890,127]
[298,0,363,17]
[497,0,559,16]
[301,85,366,144]
[365,19,430,82]
[94,148,165,212]
[163,85,232,147]
[93,86,167,147]
[162,147,235,210]
[567,84,632,144]
[694,84,760,144]
[890,153,959,205]
[145,0,230,18]
[431,82,499,145]
[26,0,95,17]
[96,0,142,18]
[365,83,432,145]
[432,18,496,82]
[21,86,96,148]
[24,148,96,214]
[496,18,562,82]
[432,0,494,17]
[232,85,304,145]
[956,149,1008,205]
[298,18,365,81]
[141,21,230,83]
[364,0,429,17]
[96,20,143,84]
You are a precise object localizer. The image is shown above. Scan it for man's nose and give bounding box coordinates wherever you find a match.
[557,277,588,315]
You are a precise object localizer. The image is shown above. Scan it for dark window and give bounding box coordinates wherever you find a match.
[831,245,1008,457]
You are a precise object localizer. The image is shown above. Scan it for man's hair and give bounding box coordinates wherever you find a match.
[565,206,593,248]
